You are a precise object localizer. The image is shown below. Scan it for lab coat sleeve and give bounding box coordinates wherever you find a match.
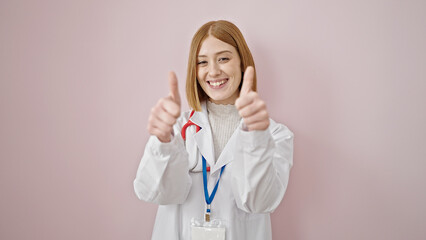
[133,115,192,205]
[231,119,294,213]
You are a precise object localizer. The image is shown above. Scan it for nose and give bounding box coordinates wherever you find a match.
[208,62,221,77]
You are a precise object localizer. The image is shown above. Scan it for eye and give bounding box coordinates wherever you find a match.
[218,57,230,63]
[197,60,207,66]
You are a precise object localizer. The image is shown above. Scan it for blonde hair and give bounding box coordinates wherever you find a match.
[186,20,257,111]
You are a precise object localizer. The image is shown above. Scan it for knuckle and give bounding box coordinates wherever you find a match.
[249,91,258,98]
[174,108,180,117]
[158,98,166,106]
[239,95,247,101]
[172,107,180,117]
[149,127,157,136]
[168,125,174,133]
[244,116,253,124]
[161,132,169,139]
[238,110,245,117]
[148,116,155,125]
[163,116,171,125]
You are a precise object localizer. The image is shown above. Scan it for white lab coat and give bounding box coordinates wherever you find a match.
[134,101,294,240]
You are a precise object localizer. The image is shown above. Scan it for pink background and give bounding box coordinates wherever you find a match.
[1,0,425,239]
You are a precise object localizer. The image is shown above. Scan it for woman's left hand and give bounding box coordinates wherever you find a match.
[235,66,270,131]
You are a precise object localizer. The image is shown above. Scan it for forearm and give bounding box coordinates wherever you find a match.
[134,134,192,205]
[231,123,294,213]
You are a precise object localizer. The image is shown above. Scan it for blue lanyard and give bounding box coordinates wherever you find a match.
[202,156,225,212]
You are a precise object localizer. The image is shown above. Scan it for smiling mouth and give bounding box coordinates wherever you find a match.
[208,78,228,87]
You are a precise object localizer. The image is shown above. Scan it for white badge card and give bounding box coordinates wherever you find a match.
[191,226,225,240]
[191,218,226,240]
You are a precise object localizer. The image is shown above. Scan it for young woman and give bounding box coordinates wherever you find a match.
[134,20,294,240]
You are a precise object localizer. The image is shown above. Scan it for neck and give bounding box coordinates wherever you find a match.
[208,97,237,105]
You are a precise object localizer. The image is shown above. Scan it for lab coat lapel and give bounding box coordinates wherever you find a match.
[210,119,244,174]
[190,102,215,170]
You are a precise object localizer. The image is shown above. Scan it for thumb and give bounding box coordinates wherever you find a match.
[169,71,181,106]
[241,66,254,95]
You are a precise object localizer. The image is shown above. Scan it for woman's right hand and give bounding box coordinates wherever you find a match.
[147,72,181,143]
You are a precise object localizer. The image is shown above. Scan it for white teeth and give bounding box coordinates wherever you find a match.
[209,80,226,87]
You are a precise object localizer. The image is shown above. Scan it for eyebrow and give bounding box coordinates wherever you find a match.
[197,50,232,58]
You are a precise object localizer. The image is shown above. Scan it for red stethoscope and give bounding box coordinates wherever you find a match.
[181,110,211,172]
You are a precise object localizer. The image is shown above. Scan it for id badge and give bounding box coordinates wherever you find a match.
[191,218,225,240]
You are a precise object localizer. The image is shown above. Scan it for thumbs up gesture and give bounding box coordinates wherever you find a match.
[235,66,270,131]
[147,72,181,142]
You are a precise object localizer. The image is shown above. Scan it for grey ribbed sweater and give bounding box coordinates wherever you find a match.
[206,101,241,162]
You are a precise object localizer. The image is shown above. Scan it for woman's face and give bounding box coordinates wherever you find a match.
[197,36,242,105]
